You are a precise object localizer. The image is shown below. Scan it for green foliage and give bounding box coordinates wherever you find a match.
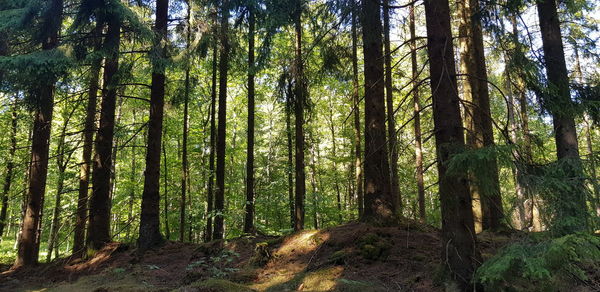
[475,233,600,291]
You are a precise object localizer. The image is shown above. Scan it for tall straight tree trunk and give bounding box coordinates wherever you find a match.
[458,0,504,232]
[286,98,295,229]
[409,4,426,223]
[14,0,63,268]
[536,0,587,234]
[180,0,192,242]
[327,105,343,223]
[293,0,306,231]
[205,42,217,242]
[424,0,477,288]
[360,0,394,224]
[139,0,169,249]
[74,23,102,256]
[89,14,120,252]
[127,131,137,239]
[213,0,230,240]
[351,0,363,217]
[383,0,400,212]
[162,136,170,240]
[0,101,17,237]
[244,7,256,234]
[309,135,319,229]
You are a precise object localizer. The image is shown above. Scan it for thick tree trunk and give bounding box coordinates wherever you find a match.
[383,0,400,212]
[205,43,217,242]
[424,0,478,288]
[536,0,587,234]
[458,0,504,232]
[409,4,426,223]
[213,0,230,240]
[14,0,62,268]
[0,102,17,237]
[244,8,256,234]
[360,0,394,224]
[351,0,363,218]
[139,0,169,250]
[73,24,102,256]
[293,0,306,232]
[89,15,120,252]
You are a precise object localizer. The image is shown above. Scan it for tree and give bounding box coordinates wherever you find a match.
[350,0,363,217]
[179,0,192,243]
[360,0,394,224]
[423,0,478,287]
[89,5,121,251]
[457,0,504,231]
[0,101,17,237]
[213,0,230,240]
[293,0,307,232]
[14,0,64,268]
[244,5,256,234]
[139,0,169,250]
[205,40,218,242]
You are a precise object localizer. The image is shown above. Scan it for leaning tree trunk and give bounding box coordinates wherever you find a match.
[383,0,400,213]
[409,3,426,223]
[14,0,63,268]
[351,0,363,217]
[423,0,478,288]
[88,14,121,252]
[139,0,169,250]
[213,0,230,240]
[293,0,307,232]
[0,101,17,237]
[458,0,504,232]
[205,42,217,242]
[360,0,394,224]
[536,0,587,234]
[244,7,256,234]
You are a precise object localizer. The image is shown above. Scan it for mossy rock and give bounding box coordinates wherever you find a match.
[358,233,392,260]
[184,278,255,292]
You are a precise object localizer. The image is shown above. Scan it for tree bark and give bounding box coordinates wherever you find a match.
[163,135,170,240]
[14,0,62,268]
[458,0,504,232]
[423,0,478,288]
[139,0,169,250]
[351,0,363,218]
[213,0,230,240]
[360,0,394,224]
[244,7,256,234]
[88,13,120,252]
[409,4,426,223]
[536,0,587,234]
[293,0,307,232]
[383,0,400,213]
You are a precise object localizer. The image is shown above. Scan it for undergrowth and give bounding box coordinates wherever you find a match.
[475,233,600,291]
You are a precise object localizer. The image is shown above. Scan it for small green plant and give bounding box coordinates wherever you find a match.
[186,249,241,278]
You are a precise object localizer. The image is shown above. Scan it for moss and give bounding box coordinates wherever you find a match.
[329,249,349,264]
[186,278,255,292]
[358,233,392,260]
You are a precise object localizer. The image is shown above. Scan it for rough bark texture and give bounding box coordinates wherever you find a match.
[536,0,587,234]
[14,0,62,268]
[0,102,17,237]
[244,8,256,234]
[351,0,363,218]
[89,14,120,252]
[139,0,169,250]
[213,0,230,240]
[424,0,478,288]
[74,24,102,256]
[409,4,426,223]
[293,0,306,231]
[458,0,504,232]
[383,0,400,212]
[360,0,394,224]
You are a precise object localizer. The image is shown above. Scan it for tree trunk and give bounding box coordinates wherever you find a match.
[536,0,587,234]
[360,0,394,224]
[180,1,192,242]
[423,0,477,288]
[383,0,400,213]
[409,4,426,223]
[0,101,17,237]
[458,0,504,232]
[14,0,62,268]
[213,0,230,240]
[351,0,363,218]
[162,136,170,240]
[293,0,306,232]
[286,97,295,229]
[327,105,343,223]
[88,14,120,252]
[244,7,256,234]
[205,42,217,242]
[139,0,169,250]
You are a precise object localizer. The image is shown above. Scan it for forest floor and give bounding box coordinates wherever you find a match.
[0,220,518,291]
